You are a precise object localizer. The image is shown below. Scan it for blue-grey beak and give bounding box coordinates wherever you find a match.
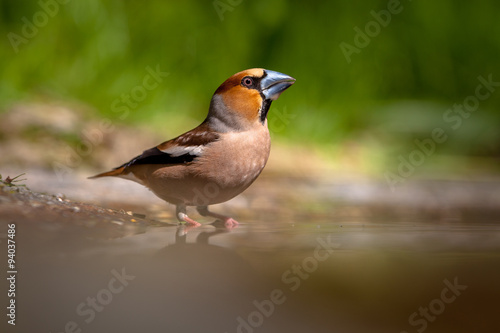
[261,70,295,101]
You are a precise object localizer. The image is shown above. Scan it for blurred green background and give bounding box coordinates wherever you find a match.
[1,0,499,177]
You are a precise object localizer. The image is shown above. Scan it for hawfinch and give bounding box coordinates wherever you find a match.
[90,68,295,227]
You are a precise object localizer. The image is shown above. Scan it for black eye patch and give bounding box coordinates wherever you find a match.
[240,75,263,90]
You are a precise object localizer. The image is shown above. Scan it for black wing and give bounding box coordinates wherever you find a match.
[116,147,197,170]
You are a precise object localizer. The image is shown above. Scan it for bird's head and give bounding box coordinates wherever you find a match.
[207,68,295,131]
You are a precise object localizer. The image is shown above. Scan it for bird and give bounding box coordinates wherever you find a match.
[90,68,295,227]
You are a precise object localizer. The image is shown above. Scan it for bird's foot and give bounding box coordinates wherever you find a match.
[181,215,201,227]
[223,217,239,228]
[210,217,239,230]
[177,209,202,227]
[196,206,239,229]
[178,216,201,233]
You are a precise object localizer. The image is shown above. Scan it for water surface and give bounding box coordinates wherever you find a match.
[7,213,499,333]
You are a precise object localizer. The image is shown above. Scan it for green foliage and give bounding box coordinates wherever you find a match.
[0,173,27,187]
[1,0,499,159]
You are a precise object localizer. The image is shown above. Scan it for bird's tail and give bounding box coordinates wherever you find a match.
[88,166,126,179]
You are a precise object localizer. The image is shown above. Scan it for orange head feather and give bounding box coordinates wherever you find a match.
[208,68,295,130]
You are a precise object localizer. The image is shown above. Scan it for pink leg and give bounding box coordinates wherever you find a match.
[197,206,239,228]
[176,204,201,227]
[181,215,201,227]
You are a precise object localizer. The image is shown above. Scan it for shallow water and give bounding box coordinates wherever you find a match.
[5,213,500,333]
[2,170,500,332]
